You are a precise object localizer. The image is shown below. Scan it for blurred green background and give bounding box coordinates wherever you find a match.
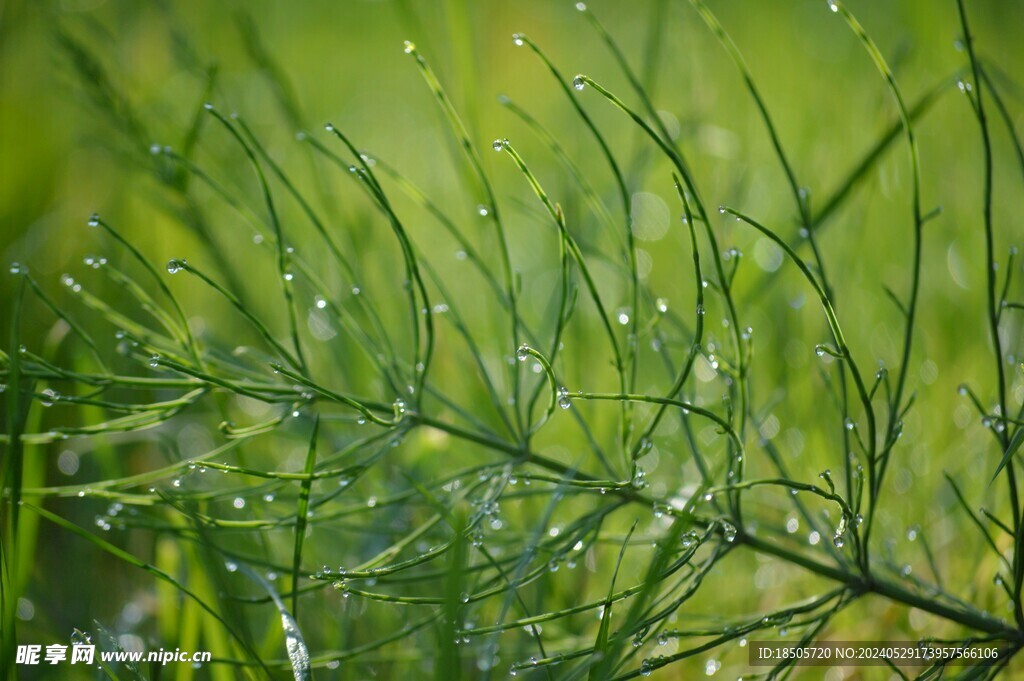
[2,0,1024,678]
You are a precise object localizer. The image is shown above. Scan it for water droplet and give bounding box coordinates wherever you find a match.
[576,2,587,10]
[40,388,59,407]
[149,355,161,368]
[403,40,416,54]
[492,139,505,152]
[9,262,24,275]
[263,493,275,502]
[616,308,631,325]
[695,304,705,317]
[87,213,100,227]
[166,259,184,274]
[283,272,294,281]
[900,564,912,578]
[815,344,826,357]
[844,417,855,431]
[721,521,737,543]
[557,386,571,410]
[572,75,586,90]
[640,659,653,676]
[827,0,839,12]
[958,383,969,396]
[681,531,700,549]
[906,525,919,541]
[477,204,490,216]
[512,33,524,47]
[393,398,407,416]
[819,469,834,492]
[704,658,721,676]
[655,298,668,313]
[626,466,643,489]
[516,344,531,362]
[233,497,245,509]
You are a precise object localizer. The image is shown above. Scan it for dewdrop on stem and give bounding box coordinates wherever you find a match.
[403,40,415,54]
[572,75,586,90]
[516,344,531,362]
[512,33,524,47]
[166,259,185,274]
[819,468,834,493]
[492,138,507,152]
[557,386,571,410]
[833,516,848,548]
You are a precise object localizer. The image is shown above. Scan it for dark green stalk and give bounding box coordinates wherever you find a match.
[514,34,637,455]
[205,106,308,374]
[956,0,1022,629]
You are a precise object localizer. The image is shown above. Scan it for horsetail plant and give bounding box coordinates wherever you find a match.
[3,1,1024,679]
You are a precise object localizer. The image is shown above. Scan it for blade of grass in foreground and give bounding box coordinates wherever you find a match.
[292,417,319,618]
[0,278,29,678]
[438,507,467,681]
[588,521,638,681]
[238,564,312,681]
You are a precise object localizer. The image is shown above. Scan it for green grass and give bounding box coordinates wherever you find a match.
[2,0,1024,679]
